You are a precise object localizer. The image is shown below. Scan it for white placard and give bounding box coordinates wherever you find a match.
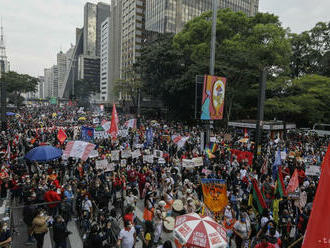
[94,131,109,139]
[121,149,132,159]
[210,137,216,142]
[143,155,154,164]
[305,165,320,176]
[280,151,287,160]
[121,159,127,167]
[158,157,166,164]
[106,163,115,172]
[118,129,128,137]
[96,159,108,170]
[132,150,141,159]
[111,150,120,161]
[192,157,204,167]
[89,149,99,158]
[153,150,163,158]
[182,159,195,168]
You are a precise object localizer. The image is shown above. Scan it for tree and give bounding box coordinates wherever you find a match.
[2,71,39,107]
[265,74,330,126]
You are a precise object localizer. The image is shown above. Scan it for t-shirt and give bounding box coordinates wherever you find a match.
[234,221,250,239]
[83,199,92,212]
[119,227,136,248]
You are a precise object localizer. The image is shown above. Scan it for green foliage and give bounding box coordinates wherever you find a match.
[265,74,330,126]
[2,71,38,94]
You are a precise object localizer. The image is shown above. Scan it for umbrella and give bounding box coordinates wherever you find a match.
[25,145,63,162]
[174,213,227,248]
[78,117,86,121]
[6,112,15,116]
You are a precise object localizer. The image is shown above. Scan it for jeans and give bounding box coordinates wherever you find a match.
[55,241,67,248]
[34,232,46,248]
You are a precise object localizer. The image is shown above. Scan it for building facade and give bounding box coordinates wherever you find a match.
[50,65,59,97]
[44,68,52,98]
[100,18,111,102]
[57,51,67,97]
[120,0,145,80]
[146,0,259,34]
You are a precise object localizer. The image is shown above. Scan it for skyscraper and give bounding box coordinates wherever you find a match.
[146,0,259,34]
[0,19,10,78]
[100,18,111,102]
[57,51,67,97]
[120,0,145,80]
[44,68,52,98]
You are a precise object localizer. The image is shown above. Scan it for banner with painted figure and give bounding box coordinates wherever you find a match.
[201,75,226,120]
[81,126,94,142]
[201,179,228,213]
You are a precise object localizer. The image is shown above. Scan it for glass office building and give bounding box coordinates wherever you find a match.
[146,0,259,34]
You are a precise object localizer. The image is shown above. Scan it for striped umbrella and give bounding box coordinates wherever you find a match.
[174,213,227,248]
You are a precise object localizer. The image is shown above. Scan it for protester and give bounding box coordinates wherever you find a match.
[31,208,49,248]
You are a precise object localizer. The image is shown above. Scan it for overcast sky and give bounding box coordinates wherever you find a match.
[0,0,329,76]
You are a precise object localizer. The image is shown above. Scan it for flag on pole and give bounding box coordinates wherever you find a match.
[302,145,330,248]
[124,119,137,129]
[109,104,119,139]
[205,148,216,159]
[57,129,67,144]
[63,141,96,161]
[286,169,299,193]
[250,178,267,214]
[171,135,189,149]
[276,166,287,198]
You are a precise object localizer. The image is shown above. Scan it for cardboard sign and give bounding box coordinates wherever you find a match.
[121,159,127,167]
[143,155,154,164]
[131,150,141,159]
[96,159,108,170]
[182,159,195,168]
[193,157,204,167]
[111,150,120,161]
[121,149,131,159]
[153,150,163,158]
[305,165,321,176]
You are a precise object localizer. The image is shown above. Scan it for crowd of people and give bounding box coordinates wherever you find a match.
[0,104,325,248]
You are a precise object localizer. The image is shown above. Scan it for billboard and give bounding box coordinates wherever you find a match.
[201,75,226,120]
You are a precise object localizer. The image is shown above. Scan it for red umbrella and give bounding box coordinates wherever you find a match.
[174,213,227,248]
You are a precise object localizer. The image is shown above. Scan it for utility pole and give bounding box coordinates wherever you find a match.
[206,0,218,144]
[254,68,267,168]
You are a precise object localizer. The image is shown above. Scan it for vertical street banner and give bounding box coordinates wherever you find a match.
[201,75,226,120]
[201,179,228,213]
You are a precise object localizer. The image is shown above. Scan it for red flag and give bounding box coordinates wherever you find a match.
[57,129,67,144]
[286,169,299,193]
[302,145,330,248]
[244,128,248,138]
[109,103,119,139]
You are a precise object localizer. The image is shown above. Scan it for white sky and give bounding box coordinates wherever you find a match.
[0,0,329,76]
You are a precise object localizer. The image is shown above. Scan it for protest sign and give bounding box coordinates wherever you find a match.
[193,157,204,167]
[106,163,115,172]
[121,149,131,159]
[305,165,321,176]
[182,159,195,168]
[131,150,141,159]
[111,150,120,161]
[94,130,109,139]
[280,151,287,160]
[143,155,154,164]
[96,160,108,170]
[89,149,99,158]
[158,157,166,164]
[153,150,163,158]
[121,159,126,167]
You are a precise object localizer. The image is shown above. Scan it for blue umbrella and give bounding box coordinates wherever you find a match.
[6,112,16,116]
[25,145,63,162]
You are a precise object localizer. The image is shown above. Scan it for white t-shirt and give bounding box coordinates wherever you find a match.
[119,227,136,248]
[83,199,92,212]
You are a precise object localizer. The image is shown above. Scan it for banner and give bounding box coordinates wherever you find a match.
[118,129,128,137]
[231,149,253,165]
[96,160,108,170]
[81,126,94,142]
[201,75,226,120]
[63,141,95,161]
[132,150,141,159]
[201,179,228,213]
[111,150,120,161]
